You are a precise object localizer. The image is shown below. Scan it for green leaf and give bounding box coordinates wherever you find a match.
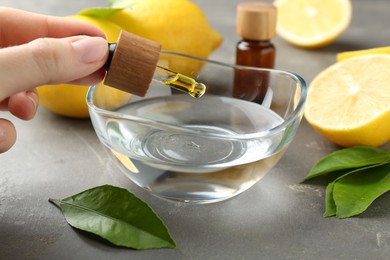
[323,170,349,217]
[78,7,124,19]
[323,164,390,218]
[333,162,390,218]
[301,146,390,182]
[323,182,337,217]
[49,185,176,250]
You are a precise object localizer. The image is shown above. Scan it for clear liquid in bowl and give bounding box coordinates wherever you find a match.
[104,95,286,203]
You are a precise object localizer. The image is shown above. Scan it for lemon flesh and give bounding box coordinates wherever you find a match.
[274,0,352,48]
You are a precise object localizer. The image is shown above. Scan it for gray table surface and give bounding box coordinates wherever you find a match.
[1,0,390,259]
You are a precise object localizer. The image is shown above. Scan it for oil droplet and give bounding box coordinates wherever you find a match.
[163,73,206,98]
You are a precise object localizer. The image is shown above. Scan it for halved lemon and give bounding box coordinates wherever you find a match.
[274,0,352,48]
[304,54,390,147]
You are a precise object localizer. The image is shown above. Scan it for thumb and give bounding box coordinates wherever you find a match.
[0,36,108,101]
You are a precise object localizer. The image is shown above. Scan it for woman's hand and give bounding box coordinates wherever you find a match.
[0,7,109,153]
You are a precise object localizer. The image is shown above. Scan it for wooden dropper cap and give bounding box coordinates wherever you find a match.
[236,2,277,41]
[104,30,162,97]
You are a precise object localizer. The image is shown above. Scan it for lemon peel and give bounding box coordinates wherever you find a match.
[337,46,390,62]
[107,0,222,58]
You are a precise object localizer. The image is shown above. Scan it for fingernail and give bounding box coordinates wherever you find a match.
[72,37,108,63]
[26,90,38,112]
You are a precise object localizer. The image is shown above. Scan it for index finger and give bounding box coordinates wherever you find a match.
[0,7,106,47]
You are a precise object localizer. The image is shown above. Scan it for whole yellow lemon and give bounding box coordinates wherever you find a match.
[37,15,122,118]
[108,0,222,58]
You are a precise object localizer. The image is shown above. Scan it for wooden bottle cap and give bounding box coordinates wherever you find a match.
[104,30,162,97]
[236,2,277,41]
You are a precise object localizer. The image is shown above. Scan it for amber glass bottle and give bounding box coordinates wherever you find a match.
[234,2,277,104]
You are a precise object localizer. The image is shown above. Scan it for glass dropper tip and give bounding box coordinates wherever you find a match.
[190,82,206,98]
[160,71,207,98]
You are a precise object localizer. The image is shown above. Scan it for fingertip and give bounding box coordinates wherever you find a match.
[26,89,39,116]
[8,90,39,120]
[71,36,108,64]
[0,118,17,153]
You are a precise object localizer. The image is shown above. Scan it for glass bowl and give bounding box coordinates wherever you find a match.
[87,51,307,204]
